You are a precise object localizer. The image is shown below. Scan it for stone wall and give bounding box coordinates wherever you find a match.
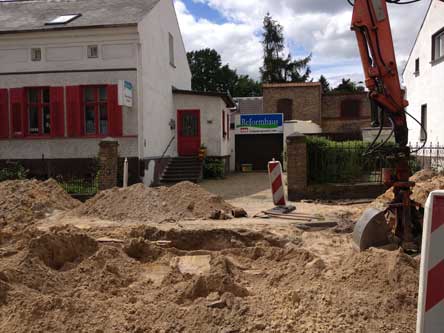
[321,92,372,136]
[263,83,322,124]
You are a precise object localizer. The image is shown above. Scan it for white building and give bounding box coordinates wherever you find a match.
[0,0,234,185]
[403,0,444,145]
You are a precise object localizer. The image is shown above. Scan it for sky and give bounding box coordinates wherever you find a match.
[174,0,431,86]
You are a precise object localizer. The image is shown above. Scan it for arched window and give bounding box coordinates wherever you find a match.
[341,99,361,119]
[277,98,293,121]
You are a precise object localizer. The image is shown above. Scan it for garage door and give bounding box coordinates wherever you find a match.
[235,134,283,171]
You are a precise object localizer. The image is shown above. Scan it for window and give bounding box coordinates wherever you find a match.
[341,99,361,119]
[31,48,42,62]
[222,111,226,137]
[432,29,444,62]
[415,58,420,75]
[83,86,108,135]
[277,99,293,121]
[45,14,82,25]
[87,45,99,59]
[227,113,230,140]
[169,33,175,67]
[420,104,427,142]
[27,87,51,135]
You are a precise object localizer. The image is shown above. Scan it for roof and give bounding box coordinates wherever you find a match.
[262,82,321,89]
[234,97,263,114]
[172,88,236,108]
[0,0,160,34]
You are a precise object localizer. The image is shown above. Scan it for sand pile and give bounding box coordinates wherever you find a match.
[73,181,235,223]
[373,170,444,209]
[0,224,419,333]
[0,179,80,227]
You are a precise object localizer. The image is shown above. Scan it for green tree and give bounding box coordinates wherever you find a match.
[187,48,261,97]
[260,13,311,83]
[319,75,331,94]
[233,75,262,97]
[187,49,224,92]
[333,78,366,93]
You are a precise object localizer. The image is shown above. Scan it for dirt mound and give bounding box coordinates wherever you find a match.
[73,181,235,223]
[372,171,444,209]
[0,222,419,333]
[0,179,80,227]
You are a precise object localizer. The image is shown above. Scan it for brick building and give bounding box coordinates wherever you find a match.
[263,83,322,124]
[262,82,372,140]
[321,92,371,140]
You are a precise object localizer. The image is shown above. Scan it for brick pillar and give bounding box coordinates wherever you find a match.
[286,133,307,201]
[98,138,119,191]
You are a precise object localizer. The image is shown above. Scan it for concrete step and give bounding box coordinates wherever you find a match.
[160,157,203,185]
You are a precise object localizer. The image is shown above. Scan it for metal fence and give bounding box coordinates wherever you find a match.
[308,142,390,184]
[410,142,444,172]
[54,175,98,197]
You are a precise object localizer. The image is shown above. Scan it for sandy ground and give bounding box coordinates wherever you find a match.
[0,174,420,332]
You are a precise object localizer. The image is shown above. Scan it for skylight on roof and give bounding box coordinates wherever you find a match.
[45,14,82,26]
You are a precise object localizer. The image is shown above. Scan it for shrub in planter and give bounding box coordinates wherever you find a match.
[203,158,225,179]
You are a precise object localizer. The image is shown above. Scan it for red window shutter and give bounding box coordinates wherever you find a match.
[0,89,9,138]
[10,88,26,137]
[107,85,123,137]
[227,114,230,140]
[50,87,65,137]
[66,86,82,137]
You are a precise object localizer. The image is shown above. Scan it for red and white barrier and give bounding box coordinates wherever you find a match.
[417,191,444,333]
[268,160,286,206]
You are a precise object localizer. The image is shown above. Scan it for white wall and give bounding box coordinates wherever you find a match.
[173,94,230,157]
[0,27,139,73]
[403,0,444,145]
[138,0,192,163]
[0,137,138,160]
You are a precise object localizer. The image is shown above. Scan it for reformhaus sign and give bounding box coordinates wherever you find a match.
[235,114,284,135]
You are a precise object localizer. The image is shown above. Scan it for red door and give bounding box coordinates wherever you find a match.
[177,109,201,156]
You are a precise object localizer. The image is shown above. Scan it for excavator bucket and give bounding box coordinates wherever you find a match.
[353,208,391,251]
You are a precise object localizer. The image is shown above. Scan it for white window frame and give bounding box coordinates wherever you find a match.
[420,104,427,142]
[169,33,175,67]
[433,30,444,61]
[45,14,82,25]
[87,45,99,59]
[31,48,42,62]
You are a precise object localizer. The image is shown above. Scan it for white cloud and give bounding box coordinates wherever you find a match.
[175,0,431,85]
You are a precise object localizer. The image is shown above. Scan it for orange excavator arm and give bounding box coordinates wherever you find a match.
[351,0,410,146]
[350,0,425,251]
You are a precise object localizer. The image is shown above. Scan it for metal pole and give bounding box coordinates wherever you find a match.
[123,158,129,188]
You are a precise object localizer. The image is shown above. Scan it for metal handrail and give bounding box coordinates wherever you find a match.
[159,136,176,162]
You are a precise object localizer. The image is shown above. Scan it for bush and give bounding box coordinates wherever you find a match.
[203,158,225,179]
[306,136,398,184]
[0,162,29,182]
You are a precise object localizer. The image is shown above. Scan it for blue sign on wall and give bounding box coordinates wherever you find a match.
[235,114,284,135]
